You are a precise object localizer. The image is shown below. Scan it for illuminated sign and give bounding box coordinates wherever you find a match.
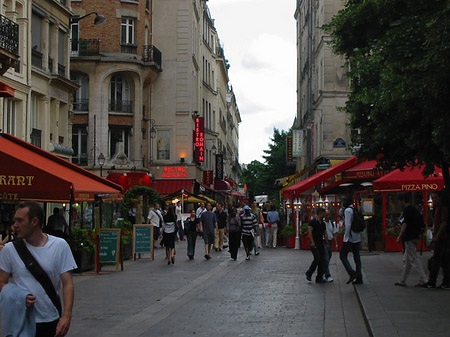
[401,183,439,191]
[203,170,213,185]
[215,154,223,180]
[162,166,188,179]
[193,117,205,162]
[286,136,293,163]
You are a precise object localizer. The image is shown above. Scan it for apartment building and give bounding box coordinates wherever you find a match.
[294,0,351,174]
[0,0,77,159]
[70,0,161,176]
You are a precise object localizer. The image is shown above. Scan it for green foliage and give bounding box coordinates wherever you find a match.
[300,223,309,236]
[71,227,96,252]
[241,128,296,201]
[114,220,133,245]
[325,0,450,178]
[122,186,160,218]
[281,223,295,237]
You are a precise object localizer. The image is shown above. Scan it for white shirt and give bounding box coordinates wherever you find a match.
[325,220,338,241]
[344,207,361,243]
[196,207,206,219]
[0,236,77,323]
[175,205,182,221]
[147,209,163,227]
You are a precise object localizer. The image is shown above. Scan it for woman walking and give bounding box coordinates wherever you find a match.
[186,209,199,260]
[162,205,177,264]
[227,207,241,261]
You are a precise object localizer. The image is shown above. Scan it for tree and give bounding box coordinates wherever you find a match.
[325,0,450,184]
[241,128,296,201]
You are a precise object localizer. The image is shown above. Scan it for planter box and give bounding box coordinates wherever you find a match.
[73,249,95,272]
[384,235,402,252]
[301,235,310,250]
[284,236,296,248]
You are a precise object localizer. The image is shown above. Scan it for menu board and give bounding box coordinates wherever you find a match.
[133,225,154,260]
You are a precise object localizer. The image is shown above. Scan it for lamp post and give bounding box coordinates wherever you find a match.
[70,12,107,25]
[285,199,291,224]
[294,198,302,250]
[149,119,156,165]
[98,153,105,177]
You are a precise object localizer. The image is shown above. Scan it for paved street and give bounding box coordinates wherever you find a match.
[2,239,450,336]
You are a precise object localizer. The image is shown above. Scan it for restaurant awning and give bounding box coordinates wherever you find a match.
[151,179,194,195]
[283,156,358,199]
[373,166,445,193]
[0,81,15,97]
[214,179,232,192]
[106,172,152,193]
[0,133,123,202]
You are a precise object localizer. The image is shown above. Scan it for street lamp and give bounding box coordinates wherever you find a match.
[98,153,105,177]
[149,119,156,165]
[70,12,106,25]
[285,199,291,223]
[293,198,302,250]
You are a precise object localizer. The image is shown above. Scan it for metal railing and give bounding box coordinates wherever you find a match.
[70,39,100,57]
[72,154,88,166]
[109,100,133,113]
[73,99,89,111]
[120,43,137,54]
[0,14,19,56]
[30,128,42,148]
[31,49,43,69]
[142,45,162,68]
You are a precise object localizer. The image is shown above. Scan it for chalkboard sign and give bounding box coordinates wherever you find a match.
[133,225,154,260]
[99,229,121,270]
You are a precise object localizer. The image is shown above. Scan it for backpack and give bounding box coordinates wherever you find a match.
[350,206,366,233]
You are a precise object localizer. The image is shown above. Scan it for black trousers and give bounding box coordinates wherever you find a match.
[428,238,450,286]
[307,244,326,281]
[228,231,241,259]
[36,320,58,337]
[242,235,254,256]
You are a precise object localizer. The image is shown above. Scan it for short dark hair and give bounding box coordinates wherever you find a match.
[398,193,411,203]
[18,201,44,228]
[316,207,325,216]
[343,195,354,208]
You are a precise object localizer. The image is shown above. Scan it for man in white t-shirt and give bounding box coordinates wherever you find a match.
[0,201,77,337]
[147,203,164,245]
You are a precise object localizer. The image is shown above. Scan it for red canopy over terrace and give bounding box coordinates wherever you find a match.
[373,166,445,193]
[0,133,123,202]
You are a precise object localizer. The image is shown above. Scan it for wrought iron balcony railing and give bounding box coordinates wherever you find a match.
[70,39,100,57]
[142,45,162,68]
[0,14,19,56]
[73,99,89,111]
[109,100,133,113]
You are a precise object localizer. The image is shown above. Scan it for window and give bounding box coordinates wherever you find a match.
[156,130,170,160]
[109,74,131,112]
[72,126,87,166]
[58,29,66,76]
[31,12,43,68]
[70,22,79,56]
[71,72,89,111]
[110,128,130,158]
[30,94,41,147]
[121,18,135,44]
[3,99,15,135]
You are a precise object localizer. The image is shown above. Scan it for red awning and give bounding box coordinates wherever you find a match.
[106,172,152,193]
[283,156,358,199]
[231,191,246,198]
[214,179,232,192]
[0,81,15,97]
[373,166,444,193]
[0,133,123,202]
[343,160,386,180]
[151,179,194,195]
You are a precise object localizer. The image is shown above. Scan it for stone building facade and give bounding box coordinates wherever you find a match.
[294,0,351,174]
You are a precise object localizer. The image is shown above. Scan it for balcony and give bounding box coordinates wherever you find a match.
[70,39,100,57]
[72,153,88,166]
[0,14,19,74]
[31,49,43,69]
[142,45,162,68]
[73,99,89,111]
[120,43,137,54]
[30,128,42,148]
[109,100,133,113]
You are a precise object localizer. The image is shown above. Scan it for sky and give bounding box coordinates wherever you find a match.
[207,0,297,165]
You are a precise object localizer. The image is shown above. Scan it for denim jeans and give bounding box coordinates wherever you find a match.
[186,231,197,257]
[428,238,450,286]
[340,241,362,281]
[324,241,333,278]
[306,244,326,281]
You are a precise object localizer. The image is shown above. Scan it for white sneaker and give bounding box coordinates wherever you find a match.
[326,276,334,282]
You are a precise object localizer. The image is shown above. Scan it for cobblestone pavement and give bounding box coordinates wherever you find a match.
[67,239,368,337]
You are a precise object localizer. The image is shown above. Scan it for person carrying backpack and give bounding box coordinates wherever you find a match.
[340,194,363,285]
[394,193,428,287]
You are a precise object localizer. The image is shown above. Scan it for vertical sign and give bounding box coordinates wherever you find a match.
[215,154,224,180]
[286,136,294,163]
[203,170,214,185]
[292,129,303,157]
[193,117,205,162]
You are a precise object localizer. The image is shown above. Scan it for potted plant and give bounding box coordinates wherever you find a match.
[70,227,96,272]
[281,223,296,248]
[300,223,310,250]
[115,220,133,260]
[385,222,402,252]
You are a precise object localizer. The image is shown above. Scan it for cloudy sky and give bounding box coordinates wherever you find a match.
[207,0,297,165]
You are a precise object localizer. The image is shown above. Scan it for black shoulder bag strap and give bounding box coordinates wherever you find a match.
[13,239,62,317]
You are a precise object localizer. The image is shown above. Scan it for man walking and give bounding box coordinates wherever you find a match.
[214,203,227,251]
[305,208,327,283]
[196,202,206,219]
[425,190,450,289]
[394,193,428,287]
[0,201,77,337]
[199,203,218,260]
[340,195,363,284]
[46,207,68,239]
[251,201,264,255]
[240,206,257,260]
[147,203,164,246]
[267,205,280,248]
[324,209,338,282]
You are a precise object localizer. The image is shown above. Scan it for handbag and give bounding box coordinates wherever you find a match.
[268,222,272,228]
[13,239,62,317]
